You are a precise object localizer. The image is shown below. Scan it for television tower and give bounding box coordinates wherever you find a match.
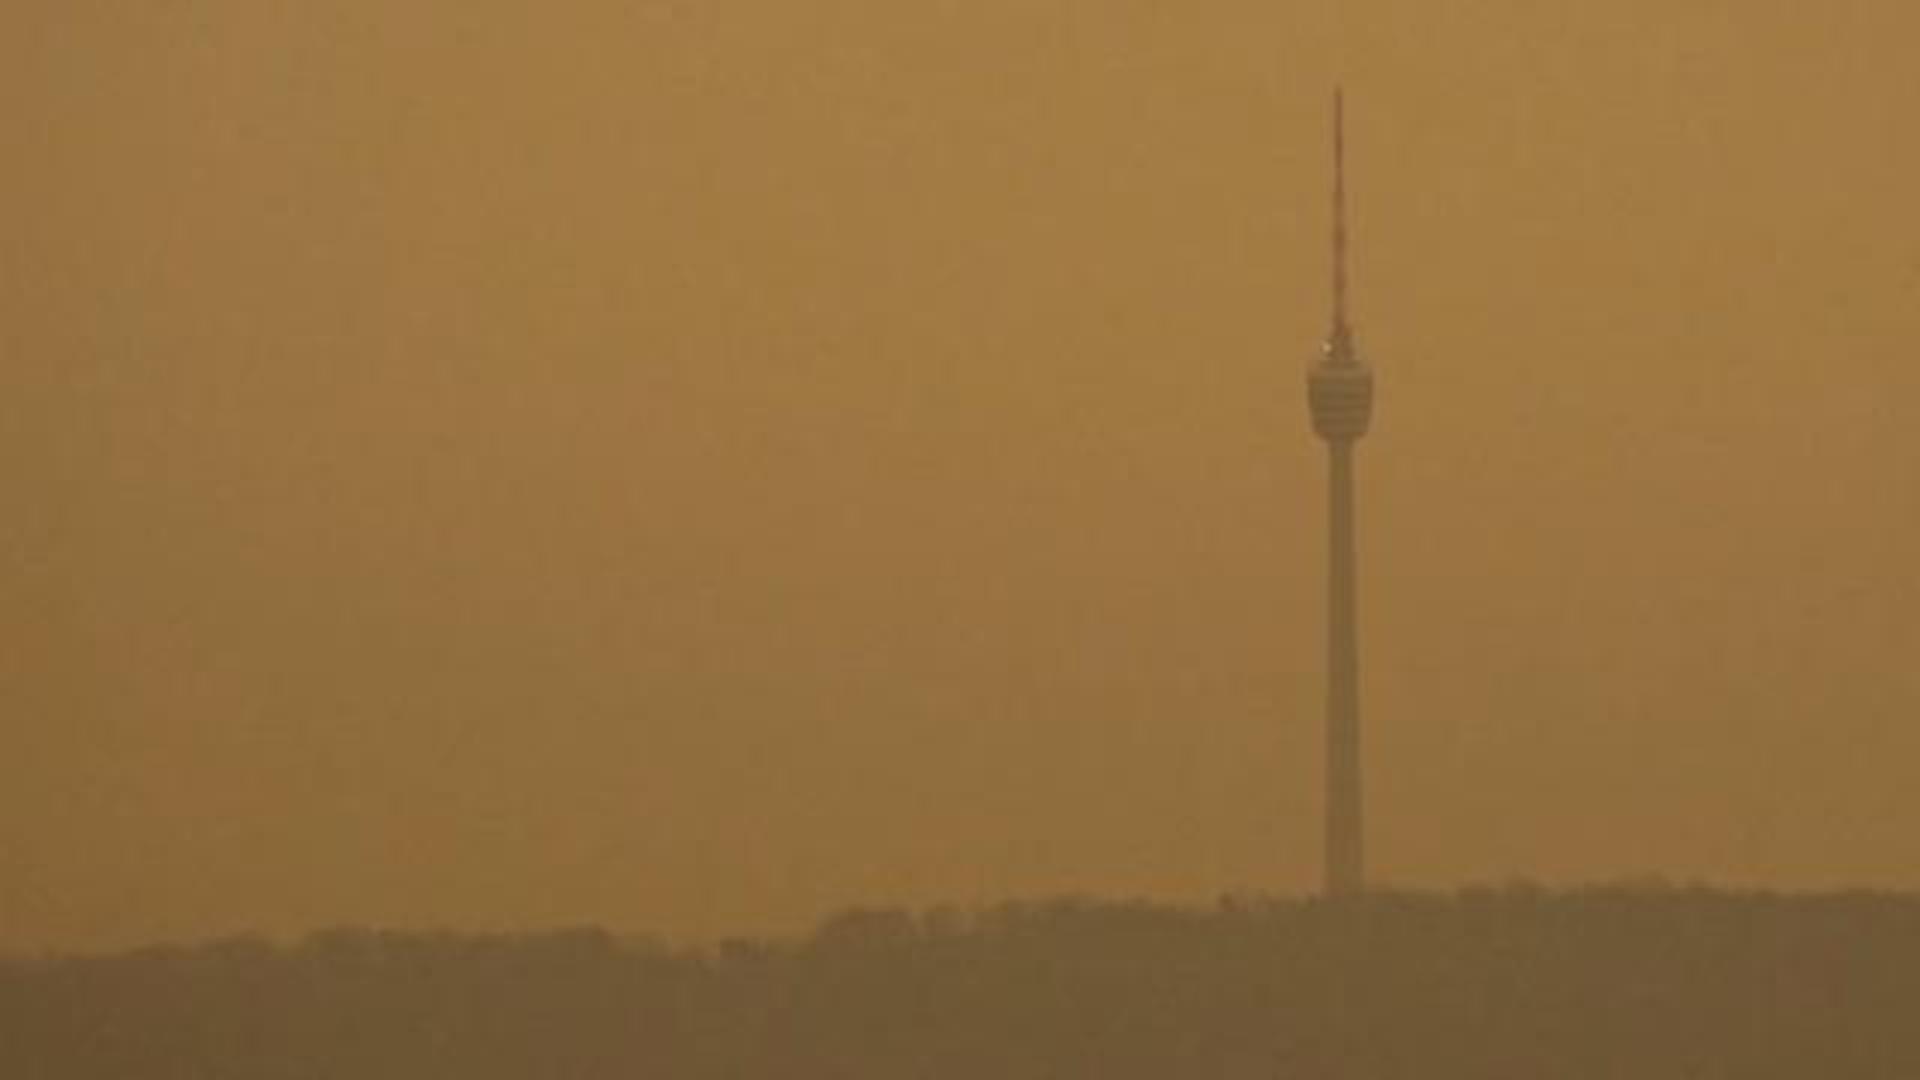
[1306,88,1372,898]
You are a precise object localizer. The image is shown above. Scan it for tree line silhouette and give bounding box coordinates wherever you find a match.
[5,884,1917,1078]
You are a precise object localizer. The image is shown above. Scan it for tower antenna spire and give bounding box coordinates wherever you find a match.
[1330,86,1353,359]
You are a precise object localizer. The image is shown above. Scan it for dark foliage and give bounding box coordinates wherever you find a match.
[5,886,1918,1078]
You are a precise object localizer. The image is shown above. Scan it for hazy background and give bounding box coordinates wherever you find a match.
[4,1,1916,952]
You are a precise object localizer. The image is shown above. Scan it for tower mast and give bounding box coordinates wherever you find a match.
[1305,88,1373,898]
[1331,88,1350,352]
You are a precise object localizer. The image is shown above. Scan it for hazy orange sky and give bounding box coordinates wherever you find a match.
[5,1,1918,951]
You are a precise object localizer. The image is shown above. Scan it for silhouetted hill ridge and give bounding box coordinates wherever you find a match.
[5,885,1917,1078]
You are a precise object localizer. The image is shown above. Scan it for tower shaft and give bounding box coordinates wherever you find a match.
[1324,439,1363,896]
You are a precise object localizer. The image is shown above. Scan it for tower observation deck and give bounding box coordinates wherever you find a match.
[1306,89,1373,898]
